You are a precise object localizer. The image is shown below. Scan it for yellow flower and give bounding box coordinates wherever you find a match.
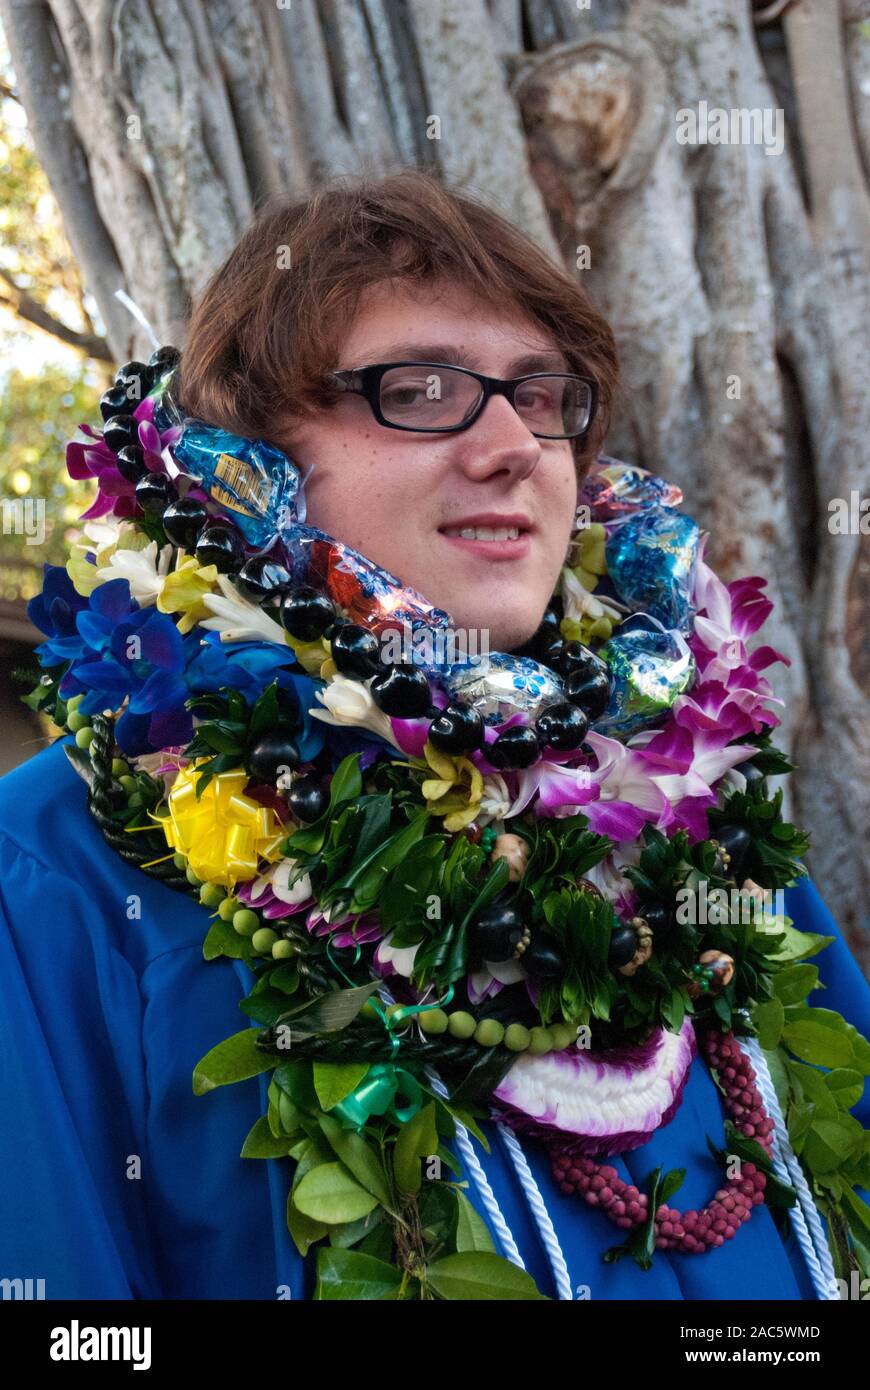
[158,556,220,633]
[420,740,484,833]
[285,632,334,677]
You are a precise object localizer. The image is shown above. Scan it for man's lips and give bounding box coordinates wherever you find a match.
[437,519,533,562]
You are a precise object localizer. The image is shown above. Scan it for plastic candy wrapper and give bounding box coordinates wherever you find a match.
[445,653,565,725]
[605,506,699,631]
[595,621,695,738]
[172,419,306,546]
[578,457,683,522]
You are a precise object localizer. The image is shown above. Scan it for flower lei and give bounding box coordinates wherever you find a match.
[22,350,870,1300]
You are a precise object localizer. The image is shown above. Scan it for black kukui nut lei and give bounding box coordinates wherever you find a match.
[236,556,292,602]
[487,724,540,770]
[428,701,484,755]
[330,623,381,679]
[115,444,148,484]
[369,663,432,718]
[286,773,329,822]
[468,897,530,963]
[608,922,639,968]
[247,730,301,783]
[280,586,337,642]
[103,413,139,454]
[162,497,208,550]
[535,700,588,751]
[521,932,564,983]
[194,523,244,573]
[135,472,176,515]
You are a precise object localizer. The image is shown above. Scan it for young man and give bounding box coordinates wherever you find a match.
[1,171,866,1301]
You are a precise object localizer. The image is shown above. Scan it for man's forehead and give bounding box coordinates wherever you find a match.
[339,280,568,372]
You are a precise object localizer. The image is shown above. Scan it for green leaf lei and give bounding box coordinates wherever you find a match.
[25,657,869,1298]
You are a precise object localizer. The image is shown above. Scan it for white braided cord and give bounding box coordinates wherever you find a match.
[495,1120,574,1300]
[423,1067,526,1270]
[741,1036,841,1300]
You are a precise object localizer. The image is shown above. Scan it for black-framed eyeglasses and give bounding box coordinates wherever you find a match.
[326,361,598,439]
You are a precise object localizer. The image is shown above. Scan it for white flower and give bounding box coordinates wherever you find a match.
[199,574,288,644]
[374,932,421,978]
[250,859,313,905]
[97,538,173,605]
[309,674,403,749]
[83,517,126,550]
[477,773,512,826]
[560,565,622,626]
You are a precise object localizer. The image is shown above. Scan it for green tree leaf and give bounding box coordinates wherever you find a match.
[453,1188,495,1253]
[314,1249,403,1300]
[318,1113,393,1209]
[286,1192,328,1256]
[313,1061,371,1111]
[192,1027,277,1095]
[293,1161,380,1224]
[393,1102,439,1195]
[240,1115,293,1158]
[426,1251,547,1300]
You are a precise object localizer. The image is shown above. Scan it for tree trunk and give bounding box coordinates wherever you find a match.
[2,0,866,962]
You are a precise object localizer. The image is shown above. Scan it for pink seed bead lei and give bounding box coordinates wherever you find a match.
[546,1029,775,1253]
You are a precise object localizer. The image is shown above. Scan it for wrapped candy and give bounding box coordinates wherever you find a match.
[578,457,683,521]
[595,621,695,737]
[445,652,565,724]
[604,506,699,631]
[172,420,307,546]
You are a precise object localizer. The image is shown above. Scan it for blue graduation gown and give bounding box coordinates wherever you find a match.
[1,736,867,1301]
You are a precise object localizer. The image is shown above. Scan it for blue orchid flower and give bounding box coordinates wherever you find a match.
[27,564,90,667]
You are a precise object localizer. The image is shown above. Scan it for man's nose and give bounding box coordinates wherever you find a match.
[455,392,542,479]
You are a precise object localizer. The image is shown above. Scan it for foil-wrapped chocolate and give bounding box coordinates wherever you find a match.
[445,652,565,724]
[605,506,699,631]
[595,622,695,737]
[578,457,683,521]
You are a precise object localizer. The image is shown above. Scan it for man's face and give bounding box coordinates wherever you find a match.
[283,279,580,653]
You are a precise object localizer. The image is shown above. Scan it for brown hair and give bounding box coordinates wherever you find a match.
[179,168,619,469]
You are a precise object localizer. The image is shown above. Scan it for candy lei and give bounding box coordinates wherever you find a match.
[23,348,870,1299]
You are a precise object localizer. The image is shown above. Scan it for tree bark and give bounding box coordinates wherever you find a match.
[1,0,866,961]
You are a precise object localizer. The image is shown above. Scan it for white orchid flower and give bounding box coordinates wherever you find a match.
[309,674,403,750]
[249,859,313,906]
[374,932,421,978]
[199,574,288,644]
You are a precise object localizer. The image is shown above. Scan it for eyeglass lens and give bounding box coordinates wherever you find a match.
[377,366,591,436]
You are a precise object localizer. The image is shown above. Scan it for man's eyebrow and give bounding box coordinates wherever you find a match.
[350,343,571,373]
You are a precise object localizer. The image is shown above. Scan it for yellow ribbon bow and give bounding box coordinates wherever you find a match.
[155,761,287,889]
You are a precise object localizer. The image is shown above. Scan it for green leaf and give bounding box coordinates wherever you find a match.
[393,1102,439,1195]
[313,1061,371,1111]
[802,1115,865,1174]
[286,1192,329,1256]
[771,964,820,1005]
[293,1161,380,1224]
[314,1248,403,1300]
[248,681,280,742]
[318,1113,393,1209]
[327,1210,384,1249]
[426,1251,547,1300]
[781,1020,856,1070]
[241,1115,293,1158]
[272,981,381,1041]
[753,997,785,1049]
[453,1188,495,1253]
[202,919,246,960]
[824,1069,865,1112]
[192,1027,277,1095]
[767,924,833,963]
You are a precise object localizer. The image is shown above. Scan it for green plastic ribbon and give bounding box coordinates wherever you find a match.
[332,1062,423,1130]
